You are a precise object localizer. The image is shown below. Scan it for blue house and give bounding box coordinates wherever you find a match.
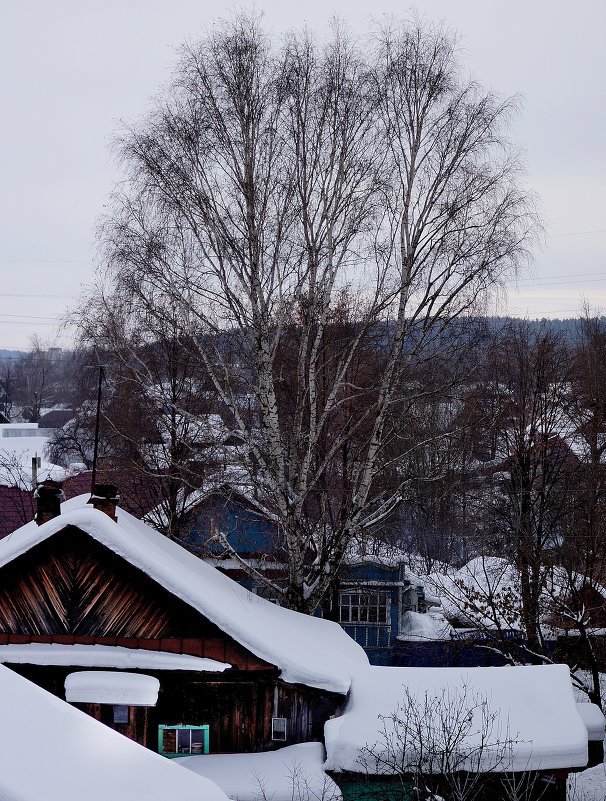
[177,491,435,665]
[337,557,432,665]
[180,490,280,564]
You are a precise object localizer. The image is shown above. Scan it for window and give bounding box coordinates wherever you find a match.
[339,591,390,624]
[272,717,288,741]
[158,725,209,757]
[113,705,129,723]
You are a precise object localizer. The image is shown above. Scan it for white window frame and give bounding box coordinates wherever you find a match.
[339,590,390,625]
[272,717,288,741]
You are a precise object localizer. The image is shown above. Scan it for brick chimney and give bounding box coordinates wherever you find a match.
[34,480,65,526]
[87,484,119,522]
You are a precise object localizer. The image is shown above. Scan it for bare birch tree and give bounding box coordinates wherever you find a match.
[87,16,536,612]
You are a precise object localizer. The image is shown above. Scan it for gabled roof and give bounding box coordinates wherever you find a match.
[0,496,368,694]
[37,409,75,428]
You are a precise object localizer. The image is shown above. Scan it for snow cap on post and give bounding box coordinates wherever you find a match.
[34,480,65,526]
[87,484,120,522]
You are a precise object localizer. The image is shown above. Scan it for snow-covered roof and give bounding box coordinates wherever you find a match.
[324,664,589,774]
[424,556,606,632]
[0,643,230,672]
[0,496,368,694]
[0,423,68,488]
[396,609,454,642]
[142,476,275,532]
[65,671,160,705]
[0,663,227,801]
[423,557,521,629]
[343,539,408,568]
[576,703,605,741]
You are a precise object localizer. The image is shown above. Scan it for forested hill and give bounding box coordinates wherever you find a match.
[0,318,600,363]
[0,350,25,361]
[486,316,606,340]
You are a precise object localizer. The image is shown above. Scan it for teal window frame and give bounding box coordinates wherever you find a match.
[158,724,210,758]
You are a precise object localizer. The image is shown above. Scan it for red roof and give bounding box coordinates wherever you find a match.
[62,470,167,519]
[0,486,34,538]
[0,469,168,539]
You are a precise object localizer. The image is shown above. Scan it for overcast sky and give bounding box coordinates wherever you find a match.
[1,0,605,349]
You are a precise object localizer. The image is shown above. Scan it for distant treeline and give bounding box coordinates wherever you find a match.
[485,317,606,340]
[0,318,599,362]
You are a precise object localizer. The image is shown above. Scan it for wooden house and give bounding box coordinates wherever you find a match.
[0,483,596,800]
[178,489,436,665]
[0,482,367,756]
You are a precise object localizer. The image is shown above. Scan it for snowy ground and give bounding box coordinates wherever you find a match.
[0,663,227,801]
[179,743,341,801]
[568,763,606,801]
[178,738,606,801]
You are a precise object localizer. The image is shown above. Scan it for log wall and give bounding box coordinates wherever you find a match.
[10,664,340,754]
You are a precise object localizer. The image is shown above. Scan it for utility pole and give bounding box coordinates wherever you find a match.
[91,365,105,494]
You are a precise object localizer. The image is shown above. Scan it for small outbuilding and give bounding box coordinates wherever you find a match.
[324,664,594,801]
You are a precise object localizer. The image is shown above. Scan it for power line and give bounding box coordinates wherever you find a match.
[519,278,606,289]
[0,293,75,300]
[549,229,606,238]
[515,270,606,283]
[0,320,56,326]
[0,314,59,321]
[0,259,90,265]
[520,278,606,289]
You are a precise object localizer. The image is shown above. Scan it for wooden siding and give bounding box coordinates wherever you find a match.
[77,702,150,747]
[10,664,340,754]
[151,676,341,753]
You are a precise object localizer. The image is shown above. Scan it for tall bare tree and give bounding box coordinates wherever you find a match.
[482,323,576,652]
[86,16,535,612]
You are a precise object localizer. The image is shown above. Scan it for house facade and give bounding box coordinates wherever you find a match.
[180,490,436,665]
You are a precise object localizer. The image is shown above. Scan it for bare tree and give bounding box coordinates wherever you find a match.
[479,323,576,653]
[57,306,230,537]
[11,336,72,423]
[0,359,15,422]
[550,308,606,708]
[359,683,544,801]
[87,16,535,612]
[421,317,606,705]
